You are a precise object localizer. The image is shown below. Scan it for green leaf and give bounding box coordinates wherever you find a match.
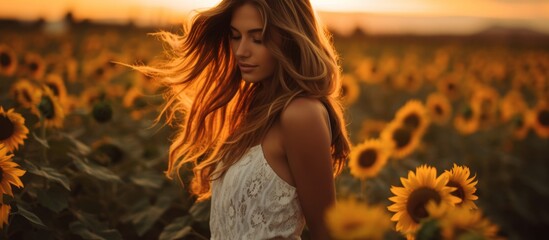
[24,160,71,191]
[123,194,175,236]
[16,205,47,228]
[415,218,441,240]
[68,153,121,182]
[37,185,69,213]
[73,210,108,232]
[32,131,49,148]
[158,216,193,240]
[189,199,211,222]
[60,131,91,155]
[69,221,122,240]
[70,221,105,240]
[457,231,485,240]
[130,171,165,189]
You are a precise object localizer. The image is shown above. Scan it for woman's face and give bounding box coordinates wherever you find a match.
[230,3,277,83]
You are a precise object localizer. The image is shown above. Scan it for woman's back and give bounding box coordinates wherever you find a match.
[210,144,305,239]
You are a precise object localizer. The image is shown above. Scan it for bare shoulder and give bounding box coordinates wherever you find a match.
[279,97,331,152]
[279,97,329,127]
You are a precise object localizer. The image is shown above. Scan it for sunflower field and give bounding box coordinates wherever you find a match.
[1,20,548,240]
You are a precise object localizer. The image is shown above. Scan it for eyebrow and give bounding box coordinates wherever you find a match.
[230,26,263,34]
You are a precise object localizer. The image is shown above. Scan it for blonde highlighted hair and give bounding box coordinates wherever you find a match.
[135,0,351,200]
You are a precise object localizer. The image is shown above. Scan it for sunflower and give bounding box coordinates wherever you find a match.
[424,50,449,83]
[393,69,423,93]
[500,90,528,123]
[326,198,392,240]
[453,102,480,135]
[426,92,452,125]
[42,74,68,110]
[84,56,114,84]
[528,100,549,138]
[90,138,125,165]
[357,119,387,141]
[381,121,422,159]
[394,100,430,136]
[437,74,462,101]
[0,203,10,229]
[0,143,26,197]
[427,203,501,240]
[9,79,41,111]
[354,57,380,84]
[0,44,18,76]
[340,74,360,105]
[471,85,500,129]
[134,72,161,94]
[37,87,65,129]
[79,87,105,110]
[511,112,531,140]
[23,52,46,80]
[445,164,478,209]
[0,107,29,153]
[388,165,461,235]
[349,139,390,179]
[123,87,149,120]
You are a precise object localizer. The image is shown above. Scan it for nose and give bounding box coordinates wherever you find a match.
[235,39,251,59]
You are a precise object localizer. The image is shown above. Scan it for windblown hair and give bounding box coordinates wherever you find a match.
[136,0,351,200]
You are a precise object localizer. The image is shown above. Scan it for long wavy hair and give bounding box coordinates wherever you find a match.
[135,0,351,201]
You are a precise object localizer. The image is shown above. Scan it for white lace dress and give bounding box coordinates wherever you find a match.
[210,144,305,240]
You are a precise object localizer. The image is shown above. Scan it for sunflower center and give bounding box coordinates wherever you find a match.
[0,52,11,67]
[407,74,414,84]
[342,219,363,232]
[447,82,455,92]
[29,62,39,72]
[403,113,420,130]
[22,90,33,103]
[97,143,124,164]
[392,127,412,149]
[46,83,60,96]
[0,115,15,140]
[133,97,147,109]
[358,149,377,168]
[434,105,443,115]
[38,96,55,119]
[406,187,442,223]
[447,180,465,203]
[95,67,105,77]
[538,110,549,127]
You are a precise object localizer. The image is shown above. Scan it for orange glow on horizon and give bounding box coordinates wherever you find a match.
[0,0,548,35]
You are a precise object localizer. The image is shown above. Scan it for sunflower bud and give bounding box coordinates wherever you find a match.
[92,101,113,123]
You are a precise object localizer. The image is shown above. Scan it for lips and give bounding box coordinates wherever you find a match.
[238,62,257,73]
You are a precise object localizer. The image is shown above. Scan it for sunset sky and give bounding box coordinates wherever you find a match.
[1,0,548,35]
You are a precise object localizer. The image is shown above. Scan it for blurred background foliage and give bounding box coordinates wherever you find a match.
[0,18,548,240]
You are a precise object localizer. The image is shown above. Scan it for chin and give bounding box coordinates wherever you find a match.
[241,75,266,83]
[242,78,260,83]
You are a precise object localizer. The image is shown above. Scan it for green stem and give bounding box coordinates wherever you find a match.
[40,116,49,165]
[190,230,209,240]
[361,179,367,202]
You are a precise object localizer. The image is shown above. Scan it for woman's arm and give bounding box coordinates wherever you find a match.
[280,97,334,240]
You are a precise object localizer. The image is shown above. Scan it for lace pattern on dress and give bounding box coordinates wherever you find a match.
[210,145,305,240]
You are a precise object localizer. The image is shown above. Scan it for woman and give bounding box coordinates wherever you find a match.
[137,0,351,239]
